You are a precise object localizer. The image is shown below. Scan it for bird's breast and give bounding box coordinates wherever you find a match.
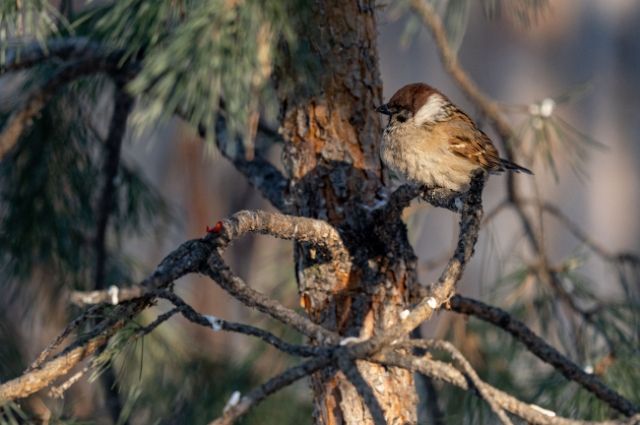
[380,124,476,192]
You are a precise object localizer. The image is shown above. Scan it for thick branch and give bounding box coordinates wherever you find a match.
[449,295,639,416]
[71,210,344,339]
[215,210,348,259]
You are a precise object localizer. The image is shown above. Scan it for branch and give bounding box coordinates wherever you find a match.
[94,86,134,289]
[0,236,213,401]
[70,285,144,306]
[448,295,640,416]
[380,184,460,219]
[214,210,348,258]
[206,251,339,344]
[186,114,291,213]
[3,38,290,212]
[0,54,134,160]
[157,290,329,358]
[377,350,638,425]
[72,210,345,337]
[410,0,622,355]
[208,356,331,425]
[349,172,485,356]
[401,340,513,425]
[0,300,141,402]
[202,210,344,344]
[537,202,640,264]
[48,308,180,399]
[27,304,106,371]
[408,0,515,146]
[1,37,117,74]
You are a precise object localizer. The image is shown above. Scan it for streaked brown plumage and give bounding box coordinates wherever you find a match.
[376,83,531,193]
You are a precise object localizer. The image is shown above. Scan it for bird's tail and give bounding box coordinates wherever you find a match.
[501,159,533,175]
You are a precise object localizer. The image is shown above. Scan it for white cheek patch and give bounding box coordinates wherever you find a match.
[413,94,446,125]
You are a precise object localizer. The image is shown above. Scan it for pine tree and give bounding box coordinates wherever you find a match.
[0,1,638,424]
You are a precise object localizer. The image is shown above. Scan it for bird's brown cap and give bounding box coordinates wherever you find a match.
[386,83,443,114]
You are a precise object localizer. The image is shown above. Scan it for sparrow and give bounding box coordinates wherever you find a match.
[376,83,531,194]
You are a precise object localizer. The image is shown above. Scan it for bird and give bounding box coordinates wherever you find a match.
[375,83,531,195]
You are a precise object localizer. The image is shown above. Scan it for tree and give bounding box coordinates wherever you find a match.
[0,1,639,424]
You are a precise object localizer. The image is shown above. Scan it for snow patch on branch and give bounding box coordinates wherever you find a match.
[204,315,223,331]
[223,390,242,413]
[108,285,119,305]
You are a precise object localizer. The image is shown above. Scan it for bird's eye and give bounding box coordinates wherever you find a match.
[396,112,408,123]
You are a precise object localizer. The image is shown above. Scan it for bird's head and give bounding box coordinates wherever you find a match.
[375,83,450,126]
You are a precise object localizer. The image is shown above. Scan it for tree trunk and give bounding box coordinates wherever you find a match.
[279,1,419,423]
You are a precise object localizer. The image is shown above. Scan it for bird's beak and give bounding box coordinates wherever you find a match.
[375,103,391,115]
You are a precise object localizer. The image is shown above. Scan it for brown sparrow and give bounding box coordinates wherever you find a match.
[376,83,531,194]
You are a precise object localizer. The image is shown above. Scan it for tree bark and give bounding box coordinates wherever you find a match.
[279,1,419,423]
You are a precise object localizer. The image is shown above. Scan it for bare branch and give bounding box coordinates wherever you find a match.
[201,210,344,343]
[0,302,135,402]
[483,199,640,265]
[157,290,330,357]
[73,210,344,339]
[377,351,638,425]
[215,210,348,259]
[0,235,212,401]
[350,171,485,358]
[206,250,339,345]
[401,340,513,425]
[409,0,622,356]
[537,202,640,264]
[27,304,106,371]
[212,122,291,212]
[448,295,640,416]
[408,0,515,147]
[184,113,291,213]
[209,356,331,425]
[94,86,134,290]
[70,286,144,306]
[380,184,460,218]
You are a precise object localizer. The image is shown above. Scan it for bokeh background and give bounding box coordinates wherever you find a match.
[1,1,639,423]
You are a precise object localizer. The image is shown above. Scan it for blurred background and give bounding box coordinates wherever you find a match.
[1,0,639,423]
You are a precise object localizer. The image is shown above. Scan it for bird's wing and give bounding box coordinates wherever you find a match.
[444,112,504,172]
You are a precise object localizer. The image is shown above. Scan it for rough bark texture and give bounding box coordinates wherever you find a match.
[279,1,419,423]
